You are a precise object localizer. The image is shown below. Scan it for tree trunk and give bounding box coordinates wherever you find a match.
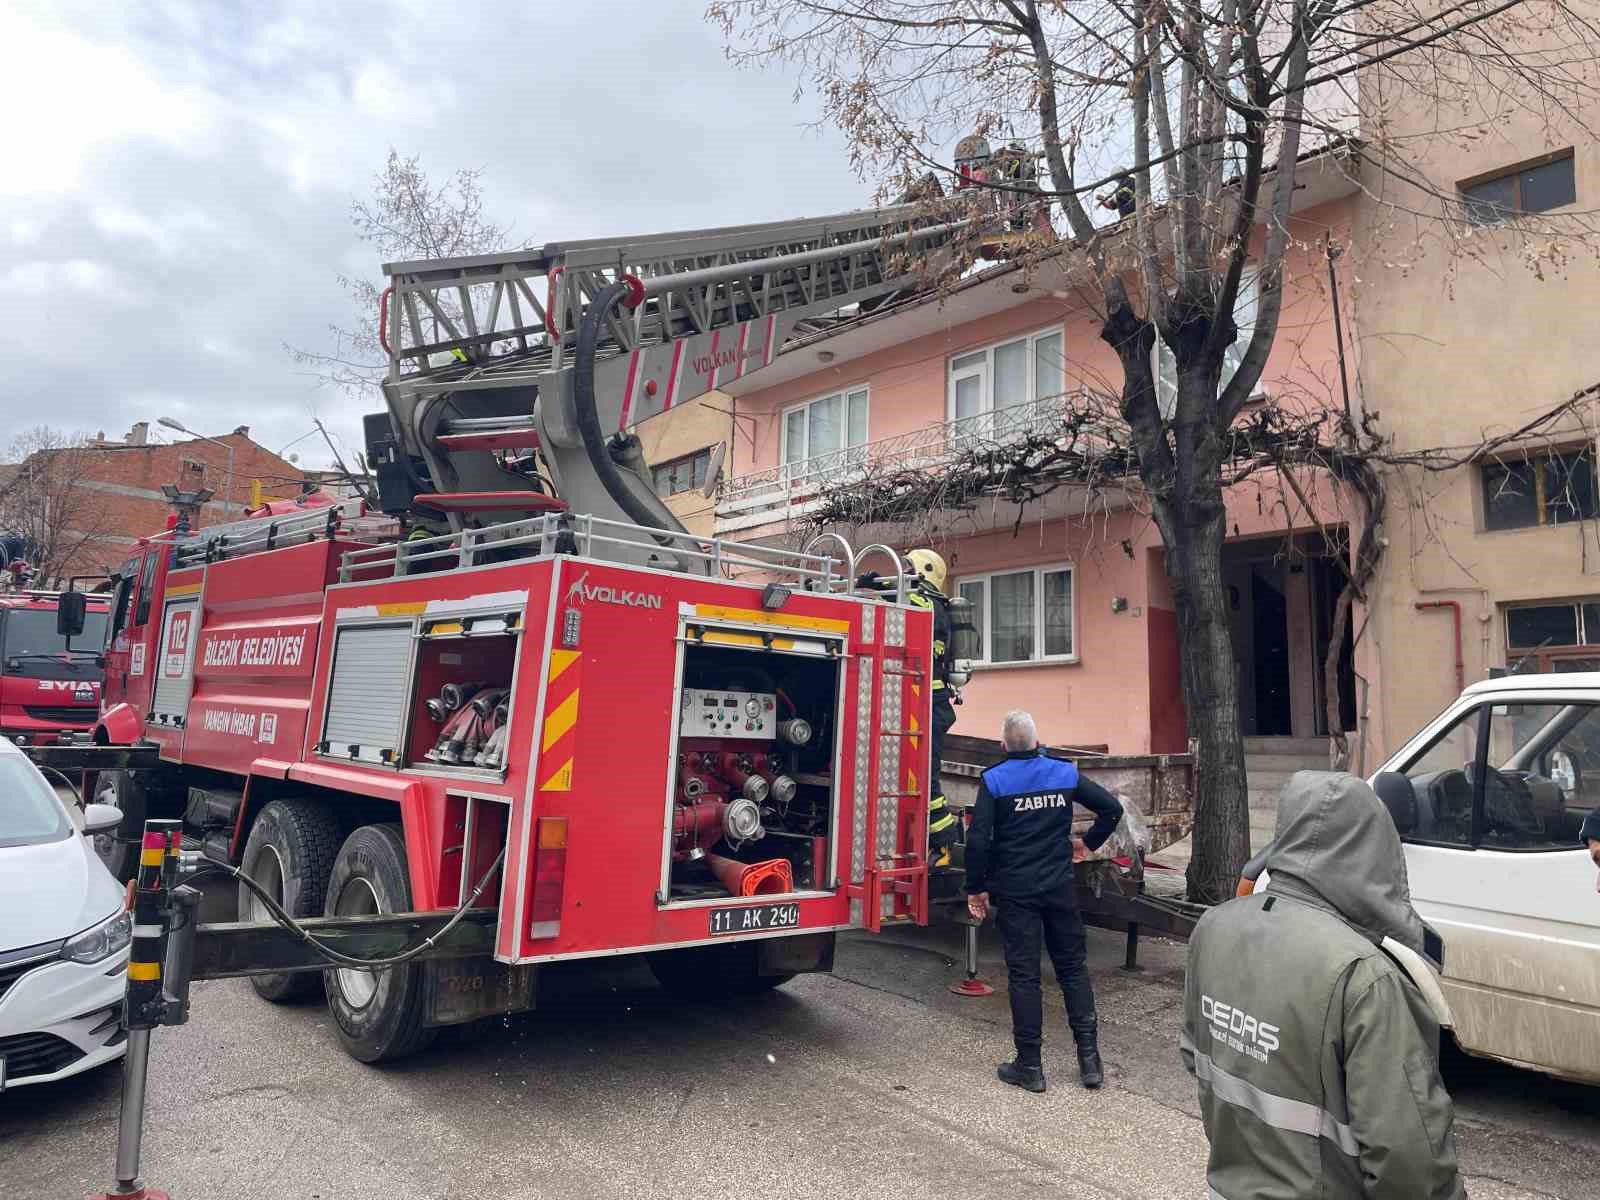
[1101,301,1252,905]
[1157,480,1252,904]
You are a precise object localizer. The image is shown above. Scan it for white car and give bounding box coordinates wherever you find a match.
[1248,673,1600,1085]
[0,738,131,1091]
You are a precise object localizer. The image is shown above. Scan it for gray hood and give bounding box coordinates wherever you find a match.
[1261,771,1427,956]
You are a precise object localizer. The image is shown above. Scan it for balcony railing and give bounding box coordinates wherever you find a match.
[715,393,1111,532]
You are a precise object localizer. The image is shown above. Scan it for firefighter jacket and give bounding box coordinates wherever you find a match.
[964,748,1123,898]
[905,583,952,689]
[1182,772,1466,1200]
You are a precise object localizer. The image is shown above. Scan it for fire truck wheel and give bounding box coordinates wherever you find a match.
[647,942,795,1000]
[239,799,342,1004]
[323,823,436,1064]
[92,770,147,883]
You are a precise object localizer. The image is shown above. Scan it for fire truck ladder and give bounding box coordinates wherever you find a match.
[834,545,931,932]
[375,200,988,552]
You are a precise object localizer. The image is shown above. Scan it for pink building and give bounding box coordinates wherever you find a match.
[714,158,1362,761]
[707,99,1600,790]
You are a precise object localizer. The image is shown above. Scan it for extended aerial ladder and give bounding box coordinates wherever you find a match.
[365,198,995,567]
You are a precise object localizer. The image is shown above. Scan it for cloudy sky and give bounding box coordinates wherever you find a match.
[0,0,865,471]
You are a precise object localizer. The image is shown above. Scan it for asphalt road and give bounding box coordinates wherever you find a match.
[2,917,1595,1200]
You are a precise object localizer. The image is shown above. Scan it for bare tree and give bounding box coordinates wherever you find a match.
[711,0,1600,900]
[288,150,511,399]
[0,427,119,585]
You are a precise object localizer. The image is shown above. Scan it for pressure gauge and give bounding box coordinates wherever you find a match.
[744,698,762,719]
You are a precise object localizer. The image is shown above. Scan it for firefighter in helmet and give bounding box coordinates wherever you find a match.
[855,549,975,864]
[904,548,963,865]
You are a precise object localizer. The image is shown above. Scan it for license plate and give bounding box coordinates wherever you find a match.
[708,902,800,936]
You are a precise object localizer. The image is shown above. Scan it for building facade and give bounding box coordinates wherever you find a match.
[633,391,734,537]
[711,110,1598,772]
[3,423,306,583]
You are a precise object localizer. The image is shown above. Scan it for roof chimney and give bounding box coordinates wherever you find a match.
[232,425,249,439]
[126,421,148,446]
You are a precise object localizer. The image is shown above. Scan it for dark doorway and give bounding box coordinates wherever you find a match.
[1251,568,1292,735]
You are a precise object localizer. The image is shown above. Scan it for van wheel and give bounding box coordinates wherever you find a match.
[91,771,145,882]
[323,824,436,1064]
[647,942,795,999]
[238,799,341,1003]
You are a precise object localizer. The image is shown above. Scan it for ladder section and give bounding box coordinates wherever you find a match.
[847,601,931,932]
[380,200,980,404]
[375,199,992,556]
[170,499,366,567]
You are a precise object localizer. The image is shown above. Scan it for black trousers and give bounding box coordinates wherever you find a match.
[995,885,1096,1066]
[928,690,959,850]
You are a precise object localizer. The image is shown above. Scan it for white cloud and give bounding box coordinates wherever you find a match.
[0,0,862,468]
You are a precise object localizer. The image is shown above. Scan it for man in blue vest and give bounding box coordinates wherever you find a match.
[966,710,1123,1092]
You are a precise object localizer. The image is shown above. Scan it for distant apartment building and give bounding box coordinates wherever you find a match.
[711,98,1600,772]
[633,391,733,537]
[3,423,306,582]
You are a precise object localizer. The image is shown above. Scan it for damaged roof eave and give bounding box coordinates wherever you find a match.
[722,139,1361,398]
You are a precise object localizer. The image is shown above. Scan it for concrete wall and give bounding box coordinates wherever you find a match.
[1347,53,1600,766]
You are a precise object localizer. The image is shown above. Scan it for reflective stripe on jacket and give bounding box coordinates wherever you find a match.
[1182,891,1466,1199]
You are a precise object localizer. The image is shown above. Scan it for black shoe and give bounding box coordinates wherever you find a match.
[1077,1044,1104,1089]
[997,1059,1047,1093]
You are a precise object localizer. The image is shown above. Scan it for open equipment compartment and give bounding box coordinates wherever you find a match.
[662,628,845,904]
[405,609,524,776]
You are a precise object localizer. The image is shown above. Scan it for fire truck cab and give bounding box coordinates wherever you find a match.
[0,590,109,746]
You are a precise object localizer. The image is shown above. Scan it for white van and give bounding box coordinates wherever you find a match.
[1249,672,1600,1085]
[1369,673,1599,1085]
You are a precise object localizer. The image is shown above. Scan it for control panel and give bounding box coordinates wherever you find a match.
[681,689,777,739]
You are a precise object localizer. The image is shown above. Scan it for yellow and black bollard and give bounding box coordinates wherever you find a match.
[91,818,181,1200]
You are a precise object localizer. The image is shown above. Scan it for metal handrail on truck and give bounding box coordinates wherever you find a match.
[337,509,856,589]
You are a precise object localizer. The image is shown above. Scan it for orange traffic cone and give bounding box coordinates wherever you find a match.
[706,854,793,897]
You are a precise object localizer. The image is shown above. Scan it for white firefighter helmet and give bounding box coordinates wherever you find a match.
[906,548,947,593]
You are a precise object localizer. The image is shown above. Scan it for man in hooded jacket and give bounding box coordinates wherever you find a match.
[1182,771,1466,1199]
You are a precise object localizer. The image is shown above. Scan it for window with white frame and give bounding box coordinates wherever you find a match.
[1154,269,1260,418]
[780,386,869,477]
[947,326,1065,440]
[955,564,1076,664]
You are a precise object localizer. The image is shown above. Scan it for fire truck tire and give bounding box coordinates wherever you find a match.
[322,823,436,1064]
[646,942,795,1000]
[239,799,342,1004]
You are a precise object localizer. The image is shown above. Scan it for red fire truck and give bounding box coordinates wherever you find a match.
[0,589,110,745]
[79,201,993,1064]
